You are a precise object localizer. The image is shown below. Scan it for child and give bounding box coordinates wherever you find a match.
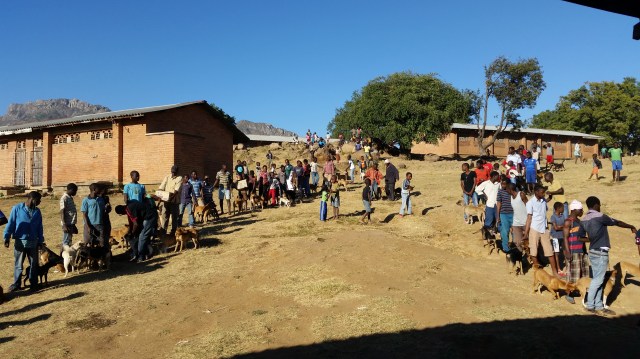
[549,202,566,276]
[505,160,518,185]
[522,151,537,194]
[329,175,340,220]
[348,155,355,183]
[178,176,196,227]
[60,183,78,248]
[588,153,602,180]
[361,178,373,224]
[359,156,367,181]
[81,183,105,247]
[398,172,414,217]
[268,174,280,206]
[123,170,146,203]
[563,200,588,304]
[319,182,328,221]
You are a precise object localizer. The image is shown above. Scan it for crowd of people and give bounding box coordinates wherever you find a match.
[462,142,639,316]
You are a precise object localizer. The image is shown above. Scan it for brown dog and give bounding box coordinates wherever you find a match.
[250,195,264,211]
[463,204,485,225]
[193,204,207,223]
[532,265,576,299]
[174,227,200,252]
[614,261,640,287]
[575,269,617,309]
[232,196,247,215]
[110,225,129,248]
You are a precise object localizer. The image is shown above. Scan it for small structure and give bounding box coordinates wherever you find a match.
[0,101,248,189]
[245,134,298,147]
[411,124,603,158]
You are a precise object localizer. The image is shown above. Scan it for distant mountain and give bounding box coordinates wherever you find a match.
[236,120,297,137]
[0,99,111,126]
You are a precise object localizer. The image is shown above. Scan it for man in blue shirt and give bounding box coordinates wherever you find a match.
[522,151,538,194]
[189,170,204,206]
[123,170,146,203]
[179,176,197,227]
[81,183,106,246]
[4,191,44,292]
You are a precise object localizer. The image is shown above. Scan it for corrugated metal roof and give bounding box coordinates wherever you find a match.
[246,134,298,143]
[451,123,604,140]
[0,101,205,135]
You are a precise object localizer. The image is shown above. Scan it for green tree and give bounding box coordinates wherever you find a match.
[531,78,640,151]
[477,56,546,155]
[328,72,474,150]
[208,102,236,125]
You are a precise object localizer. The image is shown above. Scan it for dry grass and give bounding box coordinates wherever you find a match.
[1,145,639,358]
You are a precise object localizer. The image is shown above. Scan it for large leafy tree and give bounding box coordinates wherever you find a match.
[328,72,475,150]
[477,56,546,155]
[531,78,640,151]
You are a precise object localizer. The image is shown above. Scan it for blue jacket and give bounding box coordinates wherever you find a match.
[3,203,44,249]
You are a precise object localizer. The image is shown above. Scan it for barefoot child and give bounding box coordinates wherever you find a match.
[361,178,373,224]
[329,175,340,220]
[588,153,602,180]
[549,202,566,276]
[563,200,589,304]
[398,172,413,217]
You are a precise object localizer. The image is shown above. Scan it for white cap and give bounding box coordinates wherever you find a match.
[569,200,583,211]
[384,159,390,164]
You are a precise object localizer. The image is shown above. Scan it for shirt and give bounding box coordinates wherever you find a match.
[511,192,527,226]
[3,203,45,249]
[310,162,318,173]
[123,182,146,202]
[506,153,522,166]
[293,166,304,178]
[549,213,564,238]
[546,146,554,156]
[203,183,214,203]
[60,193,77,225]
[385,164,399,182]
[475,168,489,185]
[401,179,411,194]
[608,148,622,161]
[125,200,156,223]
[362,186,372,201]
[545,179,566,203]
[364,145,371,153]
[81,196,104,225]
[285,164,294,177]
[159,174,183,203]
[323,161,335,176]
[460,171,476,193]
[582,209,617,250]
[496,189,513,214]
[475,180,500,208]
[180,182,194,205]
[526,197,548,233]
[189,179,203,198]
[216,170,231,189]
[523,158,537,171]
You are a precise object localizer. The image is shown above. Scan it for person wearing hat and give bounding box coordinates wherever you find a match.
[562,200,589,304]
[384,159,399,201]
[157,165,182,236]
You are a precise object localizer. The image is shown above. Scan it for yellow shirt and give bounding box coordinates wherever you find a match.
[158,175,183,203]
[546,179,566,203]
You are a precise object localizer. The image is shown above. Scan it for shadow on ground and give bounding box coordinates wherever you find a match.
[234,314,640,358]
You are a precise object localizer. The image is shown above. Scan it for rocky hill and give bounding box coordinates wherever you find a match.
[236,120,297,137]
[0,99,110,126]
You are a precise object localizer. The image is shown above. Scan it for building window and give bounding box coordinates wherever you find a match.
[33,139,43,148]
[16,140,26,149]
[91,129,113,140]
[0,142,7,150]
[54,133,80,144]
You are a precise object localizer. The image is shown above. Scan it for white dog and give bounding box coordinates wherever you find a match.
[61,242,84,277]
[279,197,291,207]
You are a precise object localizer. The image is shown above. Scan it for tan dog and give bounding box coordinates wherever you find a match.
[532,265,576,299]
[232,196,247,215]
[614,261,640,287]
[250,195,264,211]
[155,232,177,253]
[193,204,207,223]
[463,204,485,225]
[110,225,129,248]
[575,270,617,309]
[581,157,588,164]
[174,227,200,252]
[338,179,350,191]
[279,197,291,207]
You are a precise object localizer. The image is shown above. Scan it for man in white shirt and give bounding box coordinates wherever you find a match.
[475,171,501,231]
[523,184,561,277]
[506,147,522,173]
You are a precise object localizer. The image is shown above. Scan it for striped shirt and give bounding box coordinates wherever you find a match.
[189,179,203,198]
[216,170,231,189]
[496,189,513,214]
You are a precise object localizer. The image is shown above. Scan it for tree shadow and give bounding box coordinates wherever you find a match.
[421,205,441,216]
[0,313,52,330]
[381,213,397,223]
[0,291,86,315]
[0,336,16,344]
[234,314,640,358]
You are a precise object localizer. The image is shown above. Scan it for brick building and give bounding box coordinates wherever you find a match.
[411,123,603,158]
[0,101,248,190]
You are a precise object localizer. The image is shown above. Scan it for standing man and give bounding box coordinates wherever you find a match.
[581,196,637,316]
[460,163,477,222]
[545,142,554,167]
[178,176,197,228]
[608,142,623,182]
[574,142,582,164]
[4,191,44,292]
[384,159,399,201]
[123,170,146,203]
[544,172,568,219]
[475,171,501,234]
[310,157,320,188]
[363,142,371,162]
[81,183,106,247]
[496,177,514,253]
[213,164,232,215]
[302,159,311,197]
[284,159,294,179]
[266,150,273,168]
[115,195,158,262]
[523,185,562,277]
[157,165,182,235]
[189,170,204,206]
[60,183,78,248]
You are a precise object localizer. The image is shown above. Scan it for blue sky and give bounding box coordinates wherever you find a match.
[0,0,638,135]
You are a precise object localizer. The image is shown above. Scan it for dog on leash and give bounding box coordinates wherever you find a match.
[61,242,84,277]
[110,225,130,248]
[232,196,247,215]
[174,227,200,252]
[24,244,63,287]
[279,197,292,207]
[614,261,640,287]
[505,243,524,275]
[532,265,576,299]
[575,270,617,309]
[463,204,485,225]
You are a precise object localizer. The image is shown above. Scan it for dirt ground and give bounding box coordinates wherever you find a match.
[1,146,639,358]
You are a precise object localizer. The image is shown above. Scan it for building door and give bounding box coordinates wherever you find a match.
[14,141,26,186]
[31,145,43,187]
